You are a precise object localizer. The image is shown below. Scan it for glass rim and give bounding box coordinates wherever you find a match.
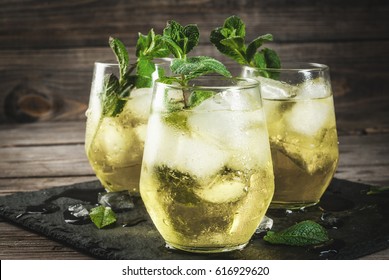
[154,76,260,91]
[242,62,329,72]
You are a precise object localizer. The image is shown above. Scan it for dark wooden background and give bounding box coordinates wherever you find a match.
[1,0,388,135]
[1,0,389,260]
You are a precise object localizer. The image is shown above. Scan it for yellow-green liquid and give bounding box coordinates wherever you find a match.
[263,95,339,208]
[140,110,275,252]
[85,91,150,193]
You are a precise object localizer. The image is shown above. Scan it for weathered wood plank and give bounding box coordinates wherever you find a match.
[0,121,86,147]
[0,144,93,178]
[0,219,93,259]
[0,0,388,49]
[0,176,97,196]
[336,134,389,186]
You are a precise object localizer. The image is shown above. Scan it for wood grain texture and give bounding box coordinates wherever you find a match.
[0,218,94,259]
[1,0,388,49]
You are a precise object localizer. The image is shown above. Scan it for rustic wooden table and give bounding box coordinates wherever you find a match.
[0,121,388,259]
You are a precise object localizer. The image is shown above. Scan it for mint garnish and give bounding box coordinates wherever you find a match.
[155,165,200,205]
[102,31,169,118]
[162,20,231,86]
[187,90,215,108]
[263,220,330,246]
[89,205,117,229]
[210,15,281,79]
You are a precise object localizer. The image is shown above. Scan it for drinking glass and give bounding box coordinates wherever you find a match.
[85,59,170,194]
[139,76,275,253]
[242,63,339,209]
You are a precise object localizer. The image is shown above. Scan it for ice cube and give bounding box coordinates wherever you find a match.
[195,179,247,203]
[256,76,298,99]
[255,216,274,234]
[143,114,229,179]
[98,191,134,211]
[123,88,153,120]
[172,133,229,179]
[188,108,268,162]
[194,88,261,111]
[134,123,148,143]
[94,118,141,165]
[298,77,331,99]
[286,99,331,136]
[142,114,180,166]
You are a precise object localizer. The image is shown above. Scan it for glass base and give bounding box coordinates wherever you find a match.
[165,242,248,254]
[270,200,319,210]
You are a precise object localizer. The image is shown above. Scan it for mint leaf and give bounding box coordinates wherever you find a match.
[163,20,199,58]
[183,24,200,54]
[89,205,117,229]
[262,48,281,69]
[366,186,389,195]
[264,220,330,246]
[101,33,172,117]
[223,15,246,37]
[163,111,189,131]
[171,56,231,81]
[246,34,273,63]
[211,15,281,78]
[155,165,200,204]
[210,16,248,65]
[135,57,155,88]
[101,74,127,117]
[136,29,170,59]
[188,90,214,108]
[109,37,129,83]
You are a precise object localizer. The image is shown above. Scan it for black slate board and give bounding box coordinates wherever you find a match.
[0,178,388,260]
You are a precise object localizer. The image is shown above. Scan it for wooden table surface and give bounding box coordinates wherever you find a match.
[0,121,388,260]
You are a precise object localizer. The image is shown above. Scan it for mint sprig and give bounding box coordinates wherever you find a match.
[102,31,169,118]
[162,20,231,86]
[263,220,330,246]
[210,15,281,79]
[89,205,117,229]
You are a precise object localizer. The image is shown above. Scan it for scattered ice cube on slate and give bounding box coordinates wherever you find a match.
[255,215,274,234]
[98,191,135,211]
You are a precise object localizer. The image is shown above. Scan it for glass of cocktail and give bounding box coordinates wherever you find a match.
[85,59,170,194]
[242,63,339,209]
[139,76,275,253]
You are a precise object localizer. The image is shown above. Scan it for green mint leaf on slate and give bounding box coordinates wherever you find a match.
[263,220,330,246]
[211,15,281,79]
[89,205,117,229]
[366,186,389,195]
